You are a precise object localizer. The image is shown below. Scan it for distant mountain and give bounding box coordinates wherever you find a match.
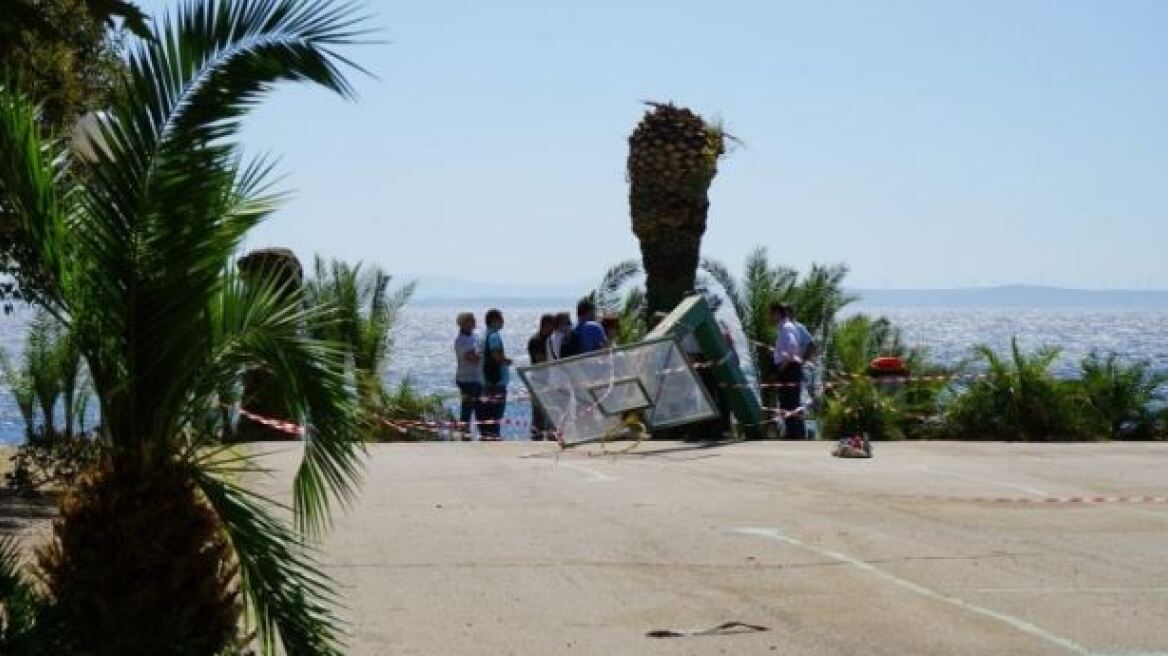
[405,278,1168,308]
[852,285,1168,308]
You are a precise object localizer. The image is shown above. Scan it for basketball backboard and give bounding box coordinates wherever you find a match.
[517,337,718,445]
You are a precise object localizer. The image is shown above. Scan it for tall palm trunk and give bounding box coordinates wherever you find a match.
[627,102,726,317]
[236,248,304,442]
[636,230,704,317]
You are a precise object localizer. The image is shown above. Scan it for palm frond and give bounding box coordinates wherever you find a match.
[197,266,364,537]
[593,259,642,313]
[699,257,744,323]
[195,468,345,656]
[51,0,370,450]
[0,536,40,648]
[0,83,71,315]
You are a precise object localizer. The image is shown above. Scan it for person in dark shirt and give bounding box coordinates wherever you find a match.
[574,299,608,354]
[480,308,512,440]
[527,314,555,440]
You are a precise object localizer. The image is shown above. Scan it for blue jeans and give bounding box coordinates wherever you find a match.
[457,381,482,436]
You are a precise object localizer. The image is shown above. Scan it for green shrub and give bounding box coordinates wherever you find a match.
[369,378,454,442]
[941,339,1085,441]
[1075,351,1167,440]
[819,314,950,440]
[821,378,904,441]
[5,430,100,495]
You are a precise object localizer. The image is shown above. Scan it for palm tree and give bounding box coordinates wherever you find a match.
[702,248,856,416]
[584,259,647,343]
[0,0,371,653]
[0,311,90,440]
[627,102,728,317]
[1078,351,1167,440]
[788,263,856,345]
[944,339,1080,440]
[589,259,642,316]
[585,258,729,345]
[702,248,791,382]
[304,256,416,410]
[818,314,952,441]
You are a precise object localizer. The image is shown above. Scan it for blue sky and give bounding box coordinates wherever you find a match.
[144,0,1167,289]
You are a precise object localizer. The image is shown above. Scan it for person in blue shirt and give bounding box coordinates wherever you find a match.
[574,299,608,354]
[480,308,512,440]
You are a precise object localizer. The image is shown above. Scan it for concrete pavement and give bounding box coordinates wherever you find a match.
[256,440,1168,655]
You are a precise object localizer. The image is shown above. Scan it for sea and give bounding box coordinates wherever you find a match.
[2,301,1166,444]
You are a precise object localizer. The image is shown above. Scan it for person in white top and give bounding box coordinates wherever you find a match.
[547,312,572,360]
[769,302,806,439]
[453,312,483,440]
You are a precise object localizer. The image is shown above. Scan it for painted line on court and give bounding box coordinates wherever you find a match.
[557,462,615,482]
[731,527,1091,656]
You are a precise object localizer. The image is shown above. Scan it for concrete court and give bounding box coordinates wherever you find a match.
[260,441,1168,656]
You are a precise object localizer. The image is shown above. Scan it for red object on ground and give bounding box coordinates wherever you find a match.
[868,356,908,377]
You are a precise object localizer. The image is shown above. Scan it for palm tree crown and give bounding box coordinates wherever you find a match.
[0,0,372,653]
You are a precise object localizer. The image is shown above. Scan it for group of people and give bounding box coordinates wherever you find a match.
[453,300,610,440]
[453,297,817,442]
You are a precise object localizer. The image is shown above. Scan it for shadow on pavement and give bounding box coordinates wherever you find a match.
[0,490,58,537]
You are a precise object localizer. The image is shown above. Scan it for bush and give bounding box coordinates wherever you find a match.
[941,339,1086,441]
[821,378,904,441]
[5,431,100,495]
[368,379,455,441]
[819,314,950,440]
[1075,351,1167,440]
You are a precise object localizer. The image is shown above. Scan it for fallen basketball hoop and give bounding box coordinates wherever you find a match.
[518,336,719,447]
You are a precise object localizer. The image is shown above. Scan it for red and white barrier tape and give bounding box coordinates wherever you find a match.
[237,407,306,437]
[920,495,1168,505]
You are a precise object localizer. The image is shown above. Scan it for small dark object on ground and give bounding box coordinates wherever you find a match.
[646,621,770,638]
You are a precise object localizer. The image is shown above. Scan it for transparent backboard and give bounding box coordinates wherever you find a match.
[518,337,718,445]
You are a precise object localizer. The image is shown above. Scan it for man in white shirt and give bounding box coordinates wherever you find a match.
[770,303,806,439]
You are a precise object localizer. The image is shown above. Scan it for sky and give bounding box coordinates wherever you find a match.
[142,0,1168,290]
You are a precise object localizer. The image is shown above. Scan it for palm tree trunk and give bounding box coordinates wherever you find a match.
[236,248,304,441]
[639,230,703,317]
[37,462,239,656]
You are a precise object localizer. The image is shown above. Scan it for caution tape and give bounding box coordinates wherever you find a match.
[237,407,307,437]
[912,495,1168,505]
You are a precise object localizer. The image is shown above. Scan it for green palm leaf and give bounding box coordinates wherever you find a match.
[195,469,346,656]
[0,0,373,652]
